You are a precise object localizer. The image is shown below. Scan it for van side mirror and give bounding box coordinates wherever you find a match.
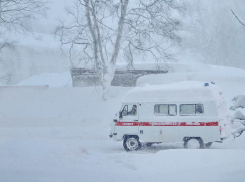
[119,111,123,119]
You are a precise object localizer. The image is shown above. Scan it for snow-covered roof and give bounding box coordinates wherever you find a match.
[122,81,223,103]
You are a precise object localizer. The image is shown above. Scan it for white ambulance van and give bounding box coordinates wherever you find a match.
[109,81,231,151]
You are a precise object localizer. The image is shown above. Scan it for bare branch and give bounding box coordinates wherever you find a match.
[231,9,245,27]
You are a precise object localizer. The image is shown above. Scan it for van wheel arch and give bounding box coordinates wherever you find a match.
[183,137,204,149]
[123,134,139,140]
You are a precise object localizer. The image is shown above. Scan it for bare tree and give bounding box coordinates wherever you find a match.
[0,0,49,83]
[56,0,184,99]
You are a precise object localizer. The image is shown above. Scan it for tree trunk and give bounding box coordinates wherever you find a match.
[102,0,129,99]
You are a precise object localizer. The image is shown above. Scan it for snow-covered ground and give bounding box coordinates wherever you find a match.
[1,63,245,182]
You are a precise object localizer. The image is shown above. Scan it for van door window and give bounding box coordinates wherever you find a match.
[180,104,204,115]
[122,104,137,116]
[154,104,177,116]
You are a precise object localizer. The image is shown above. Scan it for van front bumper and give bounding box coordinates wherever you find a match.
[109,133,117,138]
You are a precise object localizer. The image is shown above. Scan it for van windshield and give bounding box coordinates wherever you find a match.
[122,104,137,116]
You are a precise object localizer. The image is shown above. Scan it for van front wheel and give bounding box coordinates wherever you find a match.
[123,136,141,151]
[184,138,204,149]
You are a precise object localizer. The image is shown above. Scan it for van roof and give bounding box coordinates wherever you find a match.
[122,81,223,103]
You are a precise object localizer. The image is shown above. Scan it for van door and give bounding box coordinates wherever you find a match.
[153,104,179,143]
[138,103,154,142]
[116,104,139,135]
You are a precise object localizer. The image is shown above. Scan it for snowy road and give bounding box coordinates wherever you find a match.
[1,126,245,182]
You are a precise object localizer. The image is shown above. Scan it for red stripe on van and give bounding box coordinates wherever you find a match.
[115,121,218,126]
[139,122,152,126]
[206,121,219,126]
[152,122,179,126]
[115,122,138,126]
[179,122,206,126]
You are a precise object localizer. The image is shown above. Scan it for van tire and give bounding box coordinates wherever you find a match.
[204,142,212,148]
[123,135,141,151]
[184,137,204,149]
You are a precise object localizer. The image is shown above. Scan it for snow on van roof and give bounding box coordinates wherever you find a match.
[122,81,223,103]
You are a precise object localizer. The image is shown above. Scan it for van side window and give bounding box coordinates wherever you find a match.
[154,104,177,116]
[122,105,137,116]
[180,104,204,115]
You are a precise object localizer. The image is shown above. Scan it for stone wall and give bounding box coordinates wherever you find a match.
[71,68,167,87]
